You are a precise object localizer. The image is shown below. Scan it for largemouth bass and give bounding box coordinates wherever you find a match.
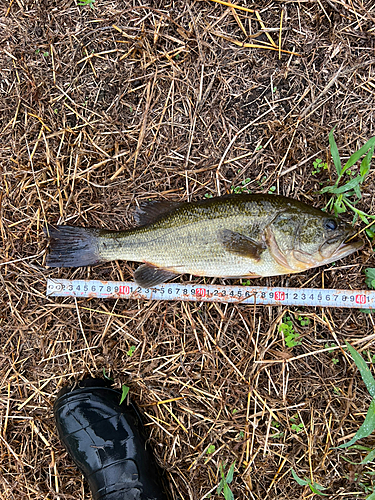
[44,194,364,287]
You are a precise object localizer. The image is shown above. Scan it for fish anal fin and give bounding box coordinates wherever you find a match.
[218,229,266,261]
[134,263,178,288]
[134,200,181,226]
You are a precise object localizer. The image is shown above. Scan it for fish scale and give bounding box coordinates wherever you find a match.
[98,214,272,277]
[44,194,364,287]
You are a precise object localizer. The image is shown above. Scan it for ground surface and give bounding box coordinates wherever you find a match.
[1,0,375,499]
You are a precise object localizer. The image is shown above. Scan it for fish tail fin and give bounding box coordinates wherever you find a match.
[44,224,104,268]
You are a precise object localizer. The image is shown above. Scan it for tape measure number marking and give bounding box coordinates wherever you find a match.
[46,279,375,309]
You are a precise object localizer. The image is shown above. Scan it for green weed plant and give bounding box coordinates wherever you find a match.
[78,0,95,8]
[361,268,375,314]
[231,178,252,194]
[119,384,130,404]
[339,342,375,499]
[290,414,304,433]
[278,316,301,348]
[321,129,375,237]
[217,462,236,500]
[338,342,375,449]
[291,469,328,496]
[206,444,215,455]
[312,158,328,176]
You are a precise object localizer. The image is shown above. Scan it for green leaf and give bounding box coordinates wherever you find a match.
[291,468,308,486]
[360,146,374,178]
[338,399,375,448]
[361,448,375,464]
[312,482,328,492]
[345,341,375,397]
[348,444,373,451]
[343,200,375,222]
[223,483,234,500]
[325,176,362,195]
[365,269,375,290]
[102,368,113,381]
[333,199,346,215]
[341,136,375,177]
[309,482,328,496]
[226,462,235,484]
[127,345,136,357]
[320,185,335,194]
[361,309,374,315]
[206,444,216,455]
[217,479,224,495]
[366,491,375,500]
[119,384,129,404]
[353,182,362,199]
[329,128,342,177]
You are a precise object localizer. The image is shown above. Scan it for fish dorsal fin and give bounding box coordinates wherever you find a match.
[134,200,181,226]
[218,229,266,261]
[134,263,177,288]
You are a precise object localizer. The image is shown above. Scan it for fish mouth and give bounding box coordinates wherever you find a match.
[320,230,364,262]
[337,232,364,253]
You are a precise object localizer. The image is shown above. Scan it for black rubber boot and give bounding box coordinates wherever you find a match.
[54,378,169,500]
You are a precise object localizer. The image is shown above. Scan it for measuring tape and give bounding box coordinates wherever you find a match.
[46,279,375,309]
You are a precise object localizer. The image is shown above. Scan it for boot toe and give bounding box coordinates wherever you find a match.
[54,379,169,500]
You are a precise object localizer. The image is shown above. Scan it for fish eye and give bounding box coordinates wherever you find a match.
[324,219,337,231]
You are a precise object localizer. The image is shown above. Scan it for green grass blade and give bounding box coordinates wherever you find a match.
[343,200,375,222]
[345,341,375,397]
[226,462,235,484]
[119,384,129,404]
[320,185,336,194]
[333,198,346,215]
[223,483,234,500]
[338,399,375,448]
[312,482,328,492]
[291,468,308,486]
[329,128,342,177]
[353,183,362,199]
[309,482,329,496]
[102,367,113,381]
[341,136,375,176]
[324,176,362,195]
[361,448,375,464]
[360,146,374,178]
[365,269,375,290]
[217,479,224,495]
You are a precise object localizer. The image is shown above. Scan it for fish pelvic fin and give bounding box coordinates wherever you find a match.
[218,229,266,261]
[44,224,104,268]
[134,263,178,288]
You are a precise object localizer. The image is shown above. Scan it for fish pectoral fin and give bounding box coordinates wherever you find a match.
[134,263,178,288]
[218,229,266,261]
[134,200,181,226]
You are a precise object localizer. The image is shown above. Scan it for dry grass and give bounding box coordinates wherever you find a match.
[1,0,375,498]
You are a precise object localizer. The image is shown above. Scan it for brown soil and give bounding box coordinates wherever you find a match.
[1,1,375,499]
